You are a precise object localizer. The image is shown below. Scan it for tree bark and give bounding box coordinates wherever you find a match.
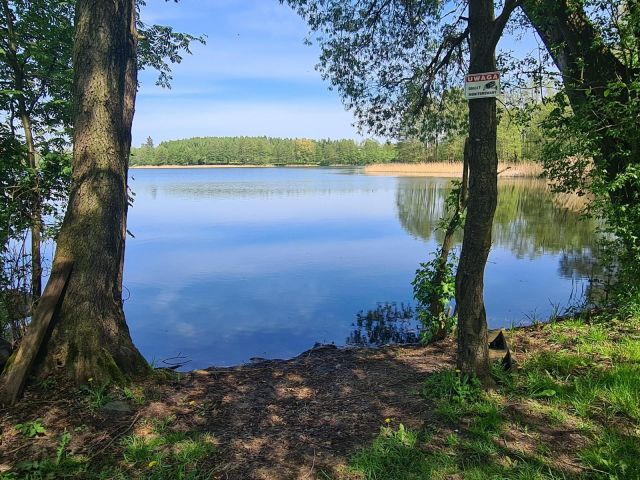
[455,0,500,382]
[35,0,148,383]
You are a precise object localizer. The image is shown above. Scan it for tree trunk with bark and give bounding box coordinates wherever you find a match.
[35,0,148,383]
[455,0,501,382]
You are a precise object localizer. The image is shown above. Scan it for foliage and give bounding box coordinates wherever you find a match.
[120,428,216,479]
[131,136,398,166]
[131,128,545,167]
[282,0,471,139]
[412,249,457,343]
[423,369,483,405]
[122,385,146,405]
[136,2,206,88]
[411,176,468,344]
[349,424,429,480]
[542,77,640,301]
[15,418,46,438]
[0,0,74,145]
[0,127,29,245]
[79,379,111,409]
[7,432,87,479]
[0,416,218,480]
[0,124,70,340]
[517,0,640,310]
[55,431,72,465]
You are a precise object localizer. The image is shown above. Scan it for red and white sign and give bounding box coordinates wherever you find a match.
[464,71,501,99]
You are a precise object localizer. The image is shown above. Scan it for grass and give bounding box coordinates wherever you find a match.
[118,428,216,479]
[3,412,217,480]
[346,313,640,479]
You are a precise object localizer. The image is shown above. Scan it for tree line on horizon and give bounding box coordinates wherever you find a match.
[131,128,544,166]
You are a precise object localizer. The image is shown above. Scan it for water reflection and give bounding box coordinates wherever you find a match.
[396,177,597,278]
[346,303,420,347]
[124,168,599,368]
[139,168,380,200]
[559,250,600,281]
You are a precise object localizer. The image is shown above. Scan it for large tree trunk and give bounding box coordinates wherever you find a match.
[455,0,500,382]
[35,0,148,383]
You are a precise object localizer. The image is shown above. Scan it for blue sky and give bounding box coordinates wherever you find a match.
[134,0,540,147]
[134,0,360,147]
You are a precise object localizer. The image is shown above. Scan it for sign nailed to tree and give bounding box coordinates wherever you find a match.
[464,71,501,99]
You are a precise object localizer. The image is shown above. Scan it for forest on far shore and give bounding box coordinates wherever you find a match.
[131,92,551,166]
[131,126,544,166]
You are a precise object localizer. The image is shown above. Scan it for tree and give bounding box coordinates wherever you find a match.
[0,0,204,310]
[455,0,520,380]
[33,0,148,383]
[522,0,640,296]
[285,0,520,381]
[0,0,74,301]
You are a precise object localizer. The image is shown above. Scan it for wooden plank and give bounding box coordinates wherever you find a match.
[0,259,73,406]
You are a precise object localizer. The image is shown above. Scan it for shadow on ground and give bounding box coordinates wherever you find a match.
[144,341,455,479]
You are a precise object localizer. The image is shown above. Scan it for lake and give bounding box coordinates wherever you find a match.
[123,167,596,369]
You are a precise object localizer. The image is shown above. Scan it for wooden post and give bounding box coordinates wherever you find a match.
[0,260,73,406]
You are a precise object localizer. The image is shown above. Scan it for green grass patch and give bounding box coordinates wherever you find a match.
[349,314,640,479]
[5,425,216,480]
[119,425,216,479]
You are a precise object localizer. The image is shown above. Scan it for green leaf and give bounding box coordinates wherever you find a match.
[534,389,557,398]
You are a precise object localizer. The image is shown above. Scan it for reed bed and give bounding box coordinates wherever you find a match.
[364,161,544,178]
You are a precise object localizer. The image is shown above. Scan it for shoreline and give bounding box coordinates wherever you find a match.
[130,164,335,169]
[3,313,636,478]
[130,161,543,178]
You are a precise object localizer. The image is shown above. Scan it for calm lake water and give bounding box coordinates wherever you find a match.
[123,167,596,368]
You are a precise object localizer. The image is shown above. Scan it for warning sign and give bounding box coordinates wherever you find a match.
[464,71,500,99]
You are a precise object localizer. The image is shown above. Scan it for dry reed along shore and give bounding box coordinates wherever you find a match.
[363,162,543,178]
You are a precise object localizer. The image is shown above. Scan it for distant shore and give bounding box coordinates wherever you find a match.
[130,164,321,169]
[130,162,543,177]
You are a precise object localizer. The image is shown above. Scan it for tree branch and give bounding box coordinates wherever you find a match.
[411,25,470,114]
[490,0,522,50]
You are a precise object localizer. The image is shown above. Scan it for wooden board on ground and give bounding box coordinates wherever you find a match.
[0,260,73,406]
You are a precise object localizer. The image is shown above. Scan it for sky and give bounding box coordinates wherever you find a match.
[133,0,362,147]
[133,0,540,148]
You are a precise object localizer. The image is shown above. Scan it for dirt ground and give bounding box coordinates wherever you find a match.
[0,340,455,479]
